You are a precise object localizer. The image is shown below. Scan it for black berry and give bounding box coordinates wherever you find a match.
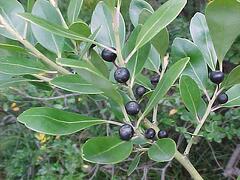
[125,101,140,116]
[135,85,147,97]
[158,130,168,139]
[119,124,134,141]
[114,67,130,83]
[101,47,117,62]
[209,71,224,84]
[150,75,160,86]
[145,128,156,139]
[217,93,228,104]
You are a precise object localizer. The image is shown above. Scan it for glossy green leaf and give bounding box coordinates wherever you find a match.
[0,43,28,54]
[222,84,240,107]
[81,136,133,164]
[190,12,217,71]
[129,0,153,27]
[123,25,151,82]
[222,65,240,88]
[180,75,205,118]
[89,50,109,78]
[151,28,169,58]
[18,107,107,135]
[57,58,123,105]
[138,8,152,25]
[67,0,83,24]
[69,21,91,38]
[127,44,151,83]
[172,38,208,91]
[0,57,55,75]
[127,153,142,176]
[51,74,103,94]
[23,74,52,91]
[135,0,187,49]
[0,0,26,40]
[144,46,161,72]
[31,0,65,56]
[142,57,189,117]
[138,9,169,58]
[0,75,41,89]
[136,74,153,90]
[148,138,176,162]
[206,0,240,62]
[19,13,94,43]
[123,25,142,58]
[91,1,125,47]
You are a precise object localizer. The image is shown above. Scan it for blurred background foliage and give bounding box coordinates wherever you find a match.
[0,0,239,179]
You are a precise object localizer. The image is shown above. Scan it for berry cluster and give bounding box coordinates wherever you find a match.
[101,48,168,141]
[209,71,228,105]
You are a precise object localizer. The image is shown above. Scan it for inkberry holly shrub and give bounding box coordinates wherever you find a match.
[0,0,240,179]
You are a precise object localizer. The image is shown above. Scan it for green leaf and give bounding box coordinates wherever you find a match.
[0,75,41,89]
[135,0,187,49]
[222,65,240,88]
[23,74,52,91]
[148,138,176,162]
[19,13,94,44]
[190,12,217,71]
[31,0,65,56]
[151,28,169,58]
[129,0,153,27]
[0,43,28,54]
[144,46,161,72]
[57,58,123,105]
[123,25,142,58]
[127,153,142,176]
[0,0,26,40]
[172,38,208,91]
[206,0,240,62]
[135,74,153,90]
[67,0,83,24]
[89,50,109,78]
[91,1,125,47]
[0,57,55,75]
[142,57,189,117]
[138,9,169,58]
[180,75,205,118]
[222,84,240,107]
[81,136,133,164]
[127,44,151,84]
[50,74,103,94]
[18,107,107,135]
[69,21,91,38]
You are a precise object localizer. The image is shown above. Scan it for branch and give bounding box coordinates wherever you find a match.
[174,151,203,180]
[0,15,70,75]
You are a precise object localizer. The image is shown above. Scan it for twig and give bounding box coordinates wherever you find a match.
[184,86,222,156]
[207,141,224,170]
[224,144,240,177]
[10,88,79,101]
[0,15,70,75]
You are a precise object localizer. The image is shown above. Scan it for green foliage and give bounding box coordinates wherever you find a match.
[0,0,240,179]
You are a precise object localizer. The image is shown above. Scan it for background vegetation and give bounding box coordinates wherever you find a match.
[0,0,239,179]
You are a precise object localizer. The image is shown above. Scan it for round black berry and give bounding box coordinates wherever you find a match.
[125,101,140,116]
[217,93,228,104]
[145,128,156,139]
[158,130,168,139]
[119,124,134,141]
[114,67,130,83]
[135,85,147,97]
[150,75,160,86]
[101,47,117,62]
[209,71,224,84]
